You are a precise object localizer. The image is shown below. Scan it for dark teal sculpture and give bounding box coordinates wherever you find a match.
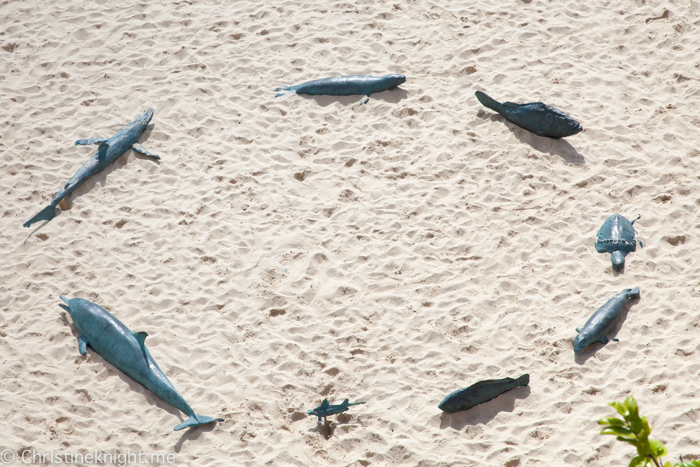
[574,287,640,354]
[307,398,365,423]
[23,109,159,228]
[275,74,406,104]
[59,296,223,431]
[595,214,643,271]
[475,91,582,139]
[438,374,529,413]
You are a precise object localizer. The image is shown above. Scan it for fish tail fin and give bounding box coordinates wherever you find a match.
[516,374,530,387]
[173,414,224,431]
[475,91,502,113]
[23,204,58,228]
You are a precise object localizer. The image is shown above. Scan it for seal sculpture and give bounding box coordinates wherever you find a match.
[275,74,406,104]
[438,374,529,413]
[595,214,643,271]
[23,109,160,228]
[59,295,224,431]
[475,91,582,138]
[573,287,640,354]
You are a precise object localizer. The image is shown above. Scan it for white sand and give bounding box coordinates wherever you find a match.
[2,0,700,465]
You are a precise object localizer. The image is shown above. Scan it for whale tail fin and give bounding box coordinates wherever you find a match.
[475,91,503,113]
[274,85,296,97]
[58,295,71,312]
[515,374,530,387]
[24,204,58,228]
[173,414,224,431]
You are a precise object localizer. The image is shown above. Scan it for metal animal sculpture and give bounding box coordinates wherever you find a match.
[275,74,406,104]
[59,296,223,431]
[595,214,643,271]
[307,398,365,423]
[475,91,582,138]
[438,374,530,413]
[23,109,159,228]
[573,287,640,354]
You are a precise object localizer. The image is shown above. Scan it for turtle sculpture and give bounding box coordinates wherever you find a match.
[595,214,643,271]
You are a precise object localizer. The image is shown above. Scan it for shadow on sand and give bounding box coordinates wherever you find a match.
[477,109,585,165]
[297,87,408,107]
[439,385,531,430]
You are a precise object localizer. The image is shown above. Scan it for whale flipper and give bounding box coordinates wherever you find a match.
[174,414,225,431]
[23,204,58,228]
[75,138,109,146]
[132,143,160,160]
[78,334,88,355]
[133,332,149,363]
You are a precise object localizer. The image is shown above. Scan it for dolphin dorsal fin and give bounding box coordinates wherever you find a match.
[320,399,329,409]
[133,331,149,364]
[342,399,349,406]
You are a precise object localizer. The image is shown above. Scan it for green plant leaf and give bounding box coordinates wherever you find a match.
[611,401,628,417]
[615,436,638,446]
[601,426,634,437]
[649,439,667,457]
[625,396,639,419]
[629,455,645,467]
[600,417,626,426]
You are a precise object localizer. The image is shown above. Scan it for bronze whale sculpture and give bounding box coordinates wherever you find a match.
[24,109,159,228]
[438,374,530,413]
[59,295,223,431]
[574,287,640,354]
[275,74,406,104]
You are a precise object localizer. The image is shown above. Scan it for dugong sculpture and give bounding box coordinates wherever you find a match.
[438,374,530,413]
[573,287,640,354]
[59,296,223,431]
[24,109,159,228]
[275,74,406,104]
[475,91,582,138]
[595,214,643,271]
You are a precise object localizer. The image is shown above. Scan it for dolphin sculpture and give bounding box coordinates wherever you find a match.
[595,214,643,271]
[475,91,582,138]
[574,287,640,354]
[23,109,159,228]
[307,398,365,424]
[59,295,223,431]
[438,374,529,413]
[275,74,406,104]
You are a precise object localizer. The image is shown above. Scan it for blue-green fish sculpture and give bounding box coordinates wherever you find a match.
[573,287,640,354]
[475,91,582,139]
[438,374,529,413]
[59,296,223,431]
[23,109,159,228]
[275,74,406,104]
[307,398,365,423]
[595,214,643,271]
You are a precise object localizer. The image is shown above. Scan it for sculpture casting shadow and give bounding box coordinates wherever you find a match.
[301,87,408,107]
[477,110,585,165]
[573,293,640,365]
[61,310,189,429]
[174,422,217,452]
[438,385,531,430]
[23,124,158,242]
[308,413,363,439]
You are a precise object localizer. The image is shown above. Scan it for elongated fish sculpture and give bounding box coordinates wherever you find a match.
[573,287,640,354]
[475,91,582,139]
[307,398,366,424]
[59,296,223,431]
[275,74,406,104]
[595,214,643,271]
[438,374,529,413]
[23,109,159,228]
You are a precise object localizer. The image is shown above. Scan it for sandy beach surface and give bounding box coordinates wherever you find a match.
[2,0,700,465]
